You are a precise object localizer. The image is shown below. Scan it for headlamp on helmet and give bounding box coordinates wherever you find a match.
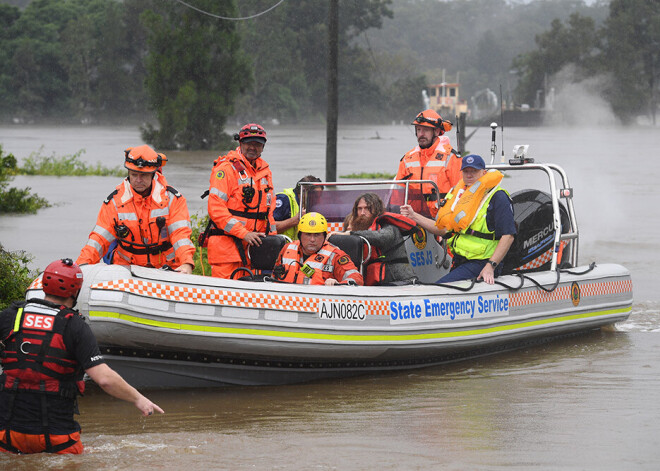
[124,145,165,173]
[411,109,453,134]
[234,123,267,144]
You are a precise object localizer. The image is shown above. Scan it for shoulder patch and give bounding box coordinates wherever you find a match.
[215,170,225,180]
[103,189,118,204]
[337,255,350,265]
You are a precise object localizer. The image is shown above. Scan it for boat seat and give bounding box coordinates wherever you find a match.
[233,235,290,281]
[327,234,371,275]
[248,234,290,271]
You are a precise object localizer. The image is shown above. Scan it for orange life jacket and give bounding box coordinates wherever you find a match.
[276,241,363,285]
[435,170,504,233]
[364,213,417,286]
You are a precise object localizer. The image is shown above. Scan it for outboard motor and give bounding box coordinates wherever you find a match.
[502,189,571,273]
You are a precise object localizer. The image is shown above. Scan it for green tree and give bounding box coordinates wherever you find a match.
[512,13,599,106]
[235,0,393,124]
[140,0,251,150]
[599,0,660,123]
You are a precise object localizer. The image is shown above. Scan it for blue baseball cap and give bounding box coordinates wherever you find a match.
[461,154,486,170]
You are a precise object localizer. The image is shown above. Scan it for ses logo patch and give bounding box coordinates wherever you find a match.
[22,313,55,331]
[215,170,225,180]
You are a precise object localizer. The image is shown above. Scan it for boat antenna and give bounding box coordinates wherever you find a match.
[489,122,497,164]
[499,84,505,163]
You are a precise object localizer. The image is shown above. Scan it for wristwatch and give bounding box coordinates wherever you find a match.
[488,260,498,269]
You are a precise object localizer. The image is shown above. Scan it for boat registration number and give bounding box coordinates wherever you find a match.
[318,301,366,321]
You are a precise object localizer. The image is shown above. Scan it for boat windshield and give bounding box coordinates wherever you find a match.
[298,181,437,230]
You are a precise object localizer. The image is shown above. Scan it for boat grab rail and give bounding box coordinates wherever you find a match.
[298,159,578,273]
[488,162,578,271]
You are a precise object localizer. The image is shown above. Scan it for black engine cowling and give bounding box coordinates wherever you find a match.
[502,189,571,274]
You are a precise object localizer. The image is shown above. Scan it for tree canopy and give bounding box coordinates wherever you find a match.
[512,0,660,124]
[140,0,252,150]
[0,0,657,139]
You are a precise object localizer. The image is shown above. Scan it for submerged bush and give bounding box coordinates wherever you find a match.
[19,148,124,177]
[0,145,50,214]
[0,245,38,310]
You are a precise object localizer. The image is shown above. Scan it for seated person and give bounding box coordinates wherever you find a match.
[273,212,363,286]
[333,193,417,285]
[401,154,515,285]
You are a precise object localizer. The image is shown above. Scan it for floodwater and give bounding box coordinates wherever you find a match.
[1,124,659,469]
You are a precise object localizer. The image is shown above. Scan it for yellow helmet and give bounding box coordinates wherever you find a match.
[298,212,328,234]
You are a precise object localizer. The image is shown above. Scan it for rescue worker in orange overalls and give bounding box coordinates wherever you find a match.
[0,259,163,455]
[76,145,195,273]
[273,212,364,286]
[206,123,276,279]
[396,109,462,218]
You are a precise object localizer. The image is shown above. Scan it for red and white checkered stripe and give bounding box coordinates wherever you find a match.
[510,279,632,307]
[515,241,568,271]
[92,279,391,316]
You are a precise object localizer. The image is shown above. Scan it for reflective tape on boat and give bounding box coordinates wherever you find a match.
[91,279,392,316]
[88,306,632,343]
[510,279,632,307]
[90,277,632,315]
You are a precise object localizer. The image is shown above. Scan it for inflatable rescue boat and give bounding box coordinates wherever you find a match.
[26,146,633,388]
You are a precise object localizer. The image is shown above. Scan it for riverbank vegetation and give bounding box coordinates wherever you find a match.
[0,245,38,310]
[18,148,124,177]
[0,0,658,148]
[341,172,395,180]
[0,146,49,214]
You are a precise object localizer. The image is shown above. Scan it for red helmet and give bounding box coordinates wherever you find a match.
[234,123,267,144]
[411,109,453,134]
[124,145,166,173]
[42,258,83,298]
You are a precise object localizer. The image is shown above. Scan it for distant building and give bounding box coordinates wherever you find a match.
[426,82,468,118]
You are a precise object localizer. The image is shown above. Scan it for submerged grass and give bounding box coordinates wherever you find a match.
[18,147,124,177]
[340,172,395,180]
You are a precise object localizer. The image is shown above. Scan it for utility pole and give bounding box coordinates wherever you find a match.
[325,0,338,182]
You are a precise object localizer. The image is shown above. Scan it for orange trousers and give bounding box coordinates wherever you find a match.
[211,262,243,279]
[0,429,83,454]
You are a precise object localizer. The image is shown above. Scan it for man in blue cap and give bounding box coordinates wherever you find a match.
[401,154,516,284]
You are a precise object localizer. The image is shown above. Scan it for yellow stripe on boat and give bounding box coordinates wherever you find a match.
[89,307,630,342]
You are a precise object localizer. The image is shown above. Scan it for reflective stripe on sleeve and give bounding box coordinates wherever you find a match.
[92,225,116,243]
[172,238,194,251]
[209,187,229,201]
[224,218,241,232]
[168,220,191,233]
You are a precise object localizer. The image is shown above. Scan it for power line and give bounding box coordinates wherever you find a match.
[173,0,286,21]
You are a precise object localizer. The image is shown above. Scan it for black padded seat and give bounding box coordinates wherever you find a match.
[327,234,369,274]
[248,235,289,271]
